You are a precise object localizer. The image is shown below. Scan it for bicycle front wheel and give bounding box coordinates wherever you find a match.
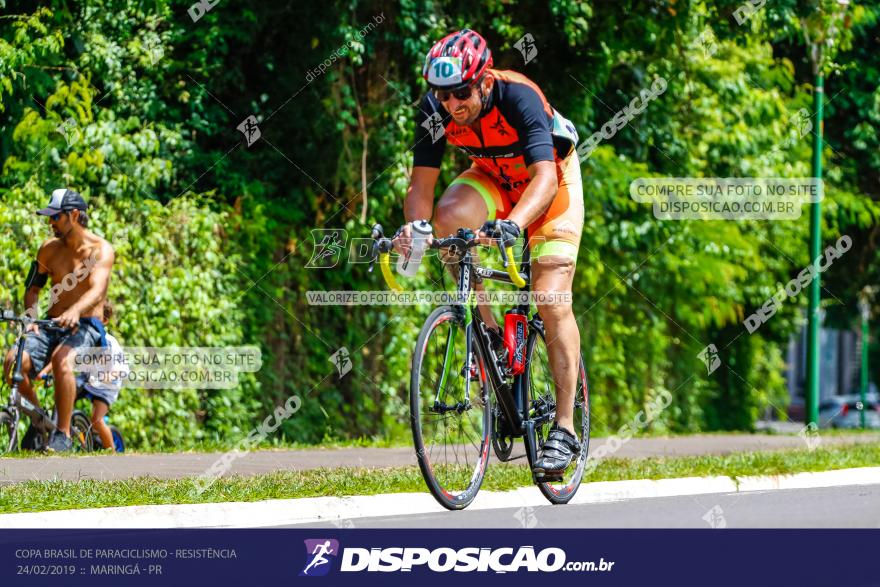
[0,410,16,454]
[411,306,491,510]
[21,423,46,452]
[525,325,590,504]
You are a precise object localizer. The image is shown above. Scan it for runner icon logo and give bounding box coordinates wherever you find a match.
[300,539,340,577]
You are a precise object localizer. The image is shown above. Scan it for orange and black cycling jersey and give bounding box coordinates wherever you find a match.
[413,69,579,198]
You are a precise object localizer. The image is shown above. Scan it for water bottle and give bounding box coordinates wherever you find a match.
[504,308,528,375]
[397,220,432,277]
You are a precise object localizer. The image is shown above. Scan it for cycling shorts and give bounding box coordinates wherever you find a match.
[448,152,584,262]
[17,321,104,379]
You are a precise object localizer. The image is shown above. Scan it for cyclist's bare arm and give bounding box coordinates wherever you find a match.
[23,246,52,332]
[24,286,42,333]
[503,160,558,229]
[396,166,441,253]
[405,166,440,221]
[475,160,558,244]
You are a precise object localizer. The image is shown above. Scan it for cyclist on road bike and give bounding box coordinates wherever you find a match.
[2,189,115,452]
[394,29,584,475]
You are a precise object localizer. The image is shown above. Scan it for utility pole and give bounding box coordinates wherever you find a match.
[802,0,850,427]
[806,72,823,427]
[859,289,874,429]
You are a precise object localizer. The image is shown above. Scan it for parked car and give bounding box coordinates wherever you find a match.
[818,392,880,429]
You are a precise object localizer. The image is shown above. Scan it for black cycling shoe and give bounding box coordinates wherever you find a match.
[532,423,580,481]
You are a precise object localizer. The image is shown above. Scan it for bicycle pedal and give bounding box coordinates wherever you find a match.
[532,467,564,483]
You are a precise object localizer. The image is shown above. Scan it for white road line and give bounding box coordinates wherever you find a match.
[1,467,878,528]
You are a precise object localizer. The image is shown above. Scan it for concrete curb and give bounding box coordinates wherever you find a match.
[1,466,878,528]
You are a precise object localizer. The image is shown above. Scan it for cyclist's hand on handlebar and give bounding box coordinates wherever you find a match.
[478,219,521,248]
[391,221,434,256]
[25,322,40,335]
[54,307,81,331]
[391,223,412,257]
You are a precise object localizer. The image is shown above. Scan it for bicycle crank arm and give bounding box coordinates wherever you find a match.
[522,419,542,479]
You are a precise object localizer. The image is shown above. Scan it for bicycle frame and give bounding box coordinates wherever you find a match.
[4,321,39,443]
[2,315,66,439]
[445,233,547,468]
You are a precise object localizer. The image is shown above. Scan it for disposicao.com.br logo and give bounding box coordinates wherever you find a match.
[300,541,615,575]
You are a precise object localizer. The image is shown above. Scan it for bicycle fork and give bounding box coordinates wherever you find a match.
[12,332,67,436]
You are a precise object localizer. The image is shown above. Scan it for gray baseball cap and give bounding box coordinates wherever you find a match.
[36,188,88,216]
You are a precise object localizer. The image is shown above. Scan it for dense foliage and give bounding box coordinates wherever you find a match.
[1,0,878,447]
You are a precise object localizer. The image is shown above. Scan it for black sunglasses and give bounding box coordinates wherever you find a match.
[49,210,69,221]
[434,86,475,102]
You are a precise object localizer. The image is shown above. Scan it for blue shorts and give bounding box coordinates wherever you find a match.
[18,321,104,379]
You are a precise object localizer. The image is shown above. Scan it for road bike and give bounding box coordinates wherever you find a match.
[369,222,590,510]
[0,310,124,453]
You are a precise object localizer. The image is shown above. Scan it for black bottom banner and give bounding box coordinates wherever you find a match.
[1,529,876,586]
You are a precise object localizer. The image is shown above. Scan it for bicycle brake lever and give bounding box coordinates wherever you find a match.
[498,240,511,267]
[368,241,379,273]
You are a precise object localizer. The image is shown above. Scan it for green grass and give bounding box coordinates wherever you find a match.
[2,429,877,458]
[1,442,878,514]
[0,436,410,458]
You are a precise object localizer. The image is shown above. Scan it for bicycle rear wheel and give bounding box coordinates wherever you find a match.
[411,306,491,510]
[70,411,92,452]
[92,425,125,452]
[0,410,16,454]
[524,325,590,504]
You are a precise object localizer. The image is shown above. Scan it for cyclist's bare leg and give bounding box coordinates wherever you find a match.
[433,183,498,330]
[50,345,76,436]
[90,400,113,449]
[531,255,578,434]
[3,348,39,408]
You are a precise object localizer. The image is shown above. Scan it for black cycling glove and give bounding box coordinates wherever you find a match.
[487,219,521,249]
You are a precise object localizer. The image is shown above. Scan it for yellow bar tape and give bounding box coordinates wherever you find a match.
[505,246,527,288]
[379,252,403,292]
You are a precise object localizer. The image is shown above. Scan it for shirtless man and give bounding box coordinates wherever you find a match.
[2,189,115,452]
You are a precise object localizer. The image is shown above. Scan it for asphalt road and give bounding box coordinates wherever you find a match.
[290,484,880,528]
[2,433,879,485]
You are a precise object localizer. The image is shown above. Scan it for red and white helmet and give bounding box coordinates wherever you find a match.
[422,29,493,90]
